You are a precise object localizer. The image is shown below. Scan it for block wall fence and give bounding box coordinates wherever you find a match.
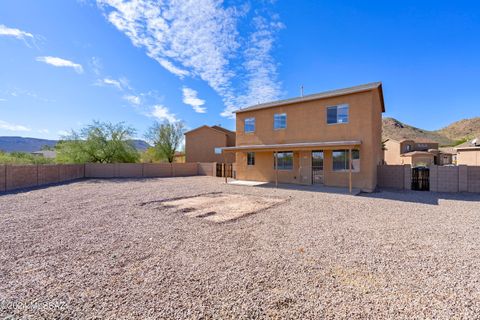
[0,163,216,192]
[377,165,480,193]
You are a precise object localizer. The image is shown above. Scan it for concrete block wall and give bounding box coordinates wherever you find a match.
[85,163,115,178]
[436,166,459,193]
[6,165,38,191]
[0,165,5,192]
[404,165,412,190]
[377,165,404,189]
[198,162,215,176]
[143,163,172,177]
[459,165,468,192]
[84,163,210,178]
[468,166,480,193]
[379,164,480,193]
[38,165,61,185]
[1,164,84,192]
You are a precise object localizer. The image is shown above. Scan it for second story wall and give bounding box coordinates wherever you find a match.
[235,90,381,147]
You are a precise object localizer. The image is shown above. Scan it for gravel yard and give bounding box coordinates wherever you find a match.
[1,176,480,319]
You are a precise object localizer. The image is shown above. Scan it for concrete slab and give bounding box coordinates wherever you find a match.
[228,179,361,195]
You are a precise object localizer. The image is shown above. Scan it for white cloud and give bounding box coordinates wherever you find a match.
[123,94,141,105]
[182,87,206,113]
[97,0,283,119]
[38,129,50,134]
[151,105,177,123]
[90,57,102,75]
[36,56,84,73]
[102,78,122,89]
[0,98,6,102]
[0,24,33,39]
[0,120,30,132]
[96,76,130,90]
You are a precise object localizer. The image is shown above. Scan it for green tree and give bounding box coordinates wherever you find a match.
[145,121,185,163]
[56,121,139,163]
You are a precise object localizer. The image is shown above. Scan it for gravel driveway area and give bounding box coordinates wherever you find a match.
[1,176,480,319]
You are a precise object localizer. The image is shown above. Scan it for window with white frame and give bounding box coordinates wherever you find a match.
[327,104,349,124]
[247,152,255,165]
[274,152,293,170]
[332,149,360,172]
[244,117,255,133]
[274,113,287,129]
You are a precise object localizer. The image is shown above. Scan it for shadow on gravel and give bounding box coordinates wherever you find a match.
[361,188,480,205]
[232,181,361,195]
[0,178,86,196]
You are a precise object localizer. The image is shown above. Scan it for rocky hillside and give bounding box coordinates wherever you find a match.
[382,117,480,146]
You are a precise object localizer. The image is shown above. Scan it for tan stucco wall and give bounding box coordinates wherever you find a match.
[234,89,384,191]
[401,155,435,167]
[384,140,402,164]
[457,150,480,166]
[185,127,235,163]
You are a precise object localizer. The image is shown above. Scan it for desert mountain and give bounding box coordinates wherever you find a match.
[382,117,480,146]
[0,136,150,153]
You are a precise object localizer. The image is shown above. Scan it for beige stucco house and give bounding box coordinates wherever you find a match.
[185,125,236,163]
[222,82,385,192]
[456,138,480,165]
[383,139,443,167]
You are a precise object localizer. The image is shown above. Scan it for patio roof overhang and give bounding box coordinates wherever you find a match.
[222,140,362,153]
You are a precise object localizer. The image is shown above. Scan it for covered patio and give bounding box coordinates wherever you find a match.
[222,140,362,193]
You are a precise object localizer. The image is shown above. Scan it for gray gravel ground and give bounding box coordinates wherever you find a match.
[1,176,480,319]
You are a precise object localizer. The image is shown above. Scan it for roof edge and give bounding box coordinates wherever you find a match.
[234,82,384,114]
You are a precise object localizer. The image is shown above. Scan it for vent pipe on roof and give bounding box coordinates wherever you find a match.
[301,85,304,97]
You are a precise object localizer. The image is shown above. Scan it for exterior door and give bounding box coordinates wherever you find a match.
[312,151,324,184]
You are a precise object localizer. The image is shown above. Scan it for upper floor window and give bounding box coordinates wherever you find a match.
[274,113,287,130]
[274,151,293,170]
[405,145,412,152]
[214,147,223,154]
[327,104,349,124]
[244,117,255,133]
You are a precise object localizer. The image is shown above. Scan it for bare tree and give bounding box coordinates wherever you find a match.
[145,121,185,163]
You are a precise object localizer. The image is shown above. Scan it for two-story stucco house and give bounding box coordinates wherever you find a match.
[222,82,385,192]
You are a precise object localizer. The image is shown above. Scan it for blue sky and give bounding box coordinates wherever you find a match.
[0,0,479,139]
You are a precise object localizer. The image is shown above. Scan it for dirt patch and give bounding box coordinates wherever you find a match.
[158,193,286,222]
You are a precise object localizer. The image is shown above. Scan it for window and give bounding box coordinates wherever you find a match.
[332,149,360,172]
[274,113,287,129]
[247,152,255,165]
[244,117,255,133]
[405,145,412,152]
[327,104,349,124]
[274,152,293,170]
[214,147,223,154]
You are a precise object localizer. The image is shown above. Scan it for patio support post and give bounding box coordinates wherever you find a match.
[348,148,352,193]
[274,151,278,188]
[223,152,227,184]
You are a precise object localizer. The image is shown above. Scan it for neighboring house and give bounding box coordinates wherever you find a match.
[222,82,385,192]
[174,151,186,163]
[438,147,457,165]
[455,137,480,165]
[383,139,447,167]
[31,150,56,159]
[185,125,236,163]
